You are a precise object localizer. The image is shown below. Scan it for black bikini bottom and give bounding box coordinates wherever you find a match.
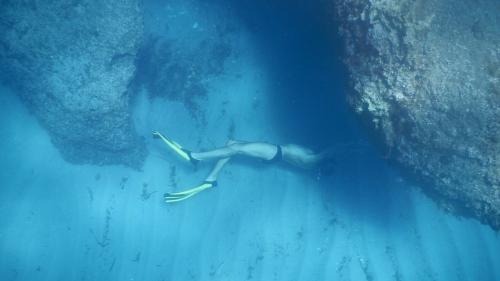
[268,145,282,163]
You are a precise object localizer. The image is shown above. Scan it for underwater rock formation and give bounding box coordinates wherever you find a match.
[336,0,500,229]
[133,1,235,126]
[0,1,146,167]
[134,36,232,125]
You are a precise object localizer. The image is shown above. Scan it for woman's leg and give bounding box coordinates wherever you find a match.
[191,147,238,161]
[202,139,238,182]
[191,141,277,161]
[205,157,231,182]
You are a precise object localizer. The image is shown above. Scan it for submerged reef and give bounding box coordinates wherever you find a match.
[0,1,147,168]
[134,35,232,125]
[133,1,235,126]
[336,0,500,229]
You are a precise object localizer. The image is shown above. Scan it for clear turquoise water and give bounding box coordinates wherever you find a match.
[0,0,499,280]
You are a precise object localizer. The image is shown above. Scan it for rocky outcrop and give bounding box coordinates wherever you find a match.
[336,0,500,229]
[0,1,146,168]
[132,1,234,127]
[134,35,232,126]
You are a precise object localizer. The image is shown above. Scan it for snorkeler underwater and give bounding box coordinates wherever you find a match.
[0,0,498,280]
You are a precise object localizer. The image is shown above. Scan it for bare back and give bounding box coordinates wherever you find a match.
[281,144,320,169]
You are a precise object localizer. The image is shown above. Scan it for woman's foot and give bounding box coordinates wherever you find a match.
[204,179,218,186]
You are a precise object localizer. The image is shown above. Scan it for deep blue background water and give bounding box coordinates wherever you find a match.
[220,0,353,147]
[1,0,499,281]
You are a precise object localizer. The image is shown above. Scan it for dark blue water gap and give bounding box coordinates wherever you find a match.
[201,0,357,149]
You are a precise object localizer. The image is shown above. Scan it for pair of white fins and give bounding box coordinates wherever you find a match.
[152,131,217,203]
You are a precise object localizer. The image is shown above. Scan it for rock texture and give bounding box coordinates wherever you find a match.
[336,0,500,229]
[134,35,232,126]
[133,0,235,127]
[0,1,146,168]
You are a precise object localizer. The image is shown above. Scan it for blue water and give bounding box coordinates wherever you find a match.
[1,0,499,280]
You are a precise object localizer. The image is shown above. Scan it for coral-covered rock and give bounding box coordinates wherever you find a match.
[0,0,146,168]
[336,0,500,229]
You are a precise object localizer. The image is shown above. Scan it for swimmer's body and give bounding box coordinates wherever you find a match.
[152,131,334,203]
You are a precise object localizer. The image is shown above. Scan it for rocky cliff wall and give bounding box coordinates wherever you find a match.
[336,0,500,229]
[0,0,146,168]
